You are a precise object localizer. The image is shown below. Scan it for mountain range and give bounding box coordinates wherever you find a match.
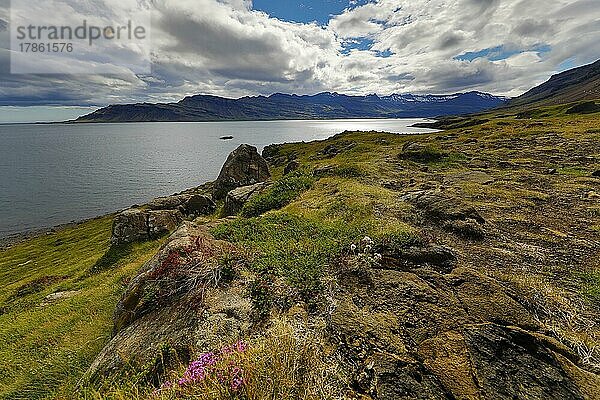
[74,91,508,123]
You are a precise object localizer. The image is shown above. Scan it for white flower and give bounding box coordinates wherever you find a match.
[350,244,357,254]
[374,253,382,262]
[361,236,374,246]
[364,244,372,253]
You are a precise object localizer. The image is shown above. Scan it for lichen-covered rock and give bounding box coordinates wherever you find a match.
[402,191,487,240]
[147,210,183,238]
[213,144,270,199]
[146,195,189,211]
[111,209,149,245]
[111,208,184,245]
[87,222,251,381]
[328,259,599,400]
[222,182,270,216]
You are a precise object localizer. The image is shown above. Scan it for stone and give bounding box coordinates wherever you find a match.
[112,208,184,245]
[223,182,270,216]
[40,290,80,306]
[407,193,486,240]
[184,195,216,217]
[147,210,183,238]
[400,142,444,163]
[329,263,596,400]
[592,170,600,177]
[283,160,300,175]
[213,144,270,200]
[146,195,189,211]
[87,223,250,380]
[111,209,149,245]
[313,165,335,177]
[411,193,486,225]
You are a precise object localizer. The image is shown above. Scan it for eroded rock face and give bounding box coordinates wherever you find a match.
[222,182,270,216]
[88,222,251,380]
[329,260,599,400]
[213,144,270,200]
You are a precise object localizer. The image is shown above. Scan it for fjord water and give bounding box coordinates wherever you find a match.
[0,119,435,238]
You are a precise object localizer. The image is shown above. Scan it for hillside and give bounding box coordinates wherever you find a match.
[1,103,599,399]
[73,91,507,123]
[510,59,600,107]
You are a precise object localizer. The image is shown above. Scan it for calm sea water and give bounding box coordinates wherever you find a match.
[0,119,435,237]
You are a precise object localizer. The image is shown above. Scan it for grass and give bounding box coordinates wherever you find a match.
[240,169,315,217]
[0,216,163,399]
[81,318,345,400]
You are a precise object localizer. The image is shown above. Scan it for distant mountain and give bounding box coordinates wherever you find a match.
[74,91,508,123]
[510,59,600,107]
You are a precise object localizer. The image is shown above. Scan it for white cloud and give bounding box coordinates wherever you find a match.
[0,0,599,105]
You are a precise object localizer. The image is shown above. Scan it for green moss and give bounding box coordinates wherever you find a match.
[582,271,600,304]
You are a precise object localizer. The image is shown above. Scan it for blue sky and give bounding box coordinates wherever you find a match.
[0,0,599,122]
[252,0,373,25]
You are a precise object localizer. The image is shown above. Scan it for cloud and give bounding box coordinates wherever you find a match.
[0,0,599,106]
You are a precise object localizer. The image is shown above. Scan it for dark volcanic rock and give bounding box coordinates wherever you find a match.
[462,324,586,399]
[213,144,271,200]
[329,263,599,400]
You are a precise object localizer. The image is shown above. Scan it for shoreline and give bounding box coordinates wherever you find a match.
[0,122,443,250]
[0,215,112,250]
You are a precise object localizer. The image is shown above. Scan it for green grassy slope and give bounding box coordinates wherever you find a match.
[0,217,163,399]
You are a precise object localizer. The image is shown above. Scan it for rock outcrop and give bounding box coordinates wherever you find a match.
[89,222,251,379]
[111,194,215,245]
[403,191,487,240]
[330,261,600,399]
[213,144,270,200]
[222,182,271,216]
[111,209,152,245]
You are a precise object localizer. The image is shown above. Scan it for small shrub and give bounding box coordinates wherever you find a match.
[241,170,315,217]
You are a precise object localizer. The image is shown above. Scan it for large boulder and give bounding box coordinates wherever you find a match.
[88,222,251,380]
[111,209,149,245]
[402,191,486,240]
[147,210,183,238]
[213,144,270,200]
[111,209,184,245]
[222,182,271,216]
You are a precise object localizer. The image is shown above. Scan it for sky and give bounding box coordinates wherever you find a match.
[0,0,599,122]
